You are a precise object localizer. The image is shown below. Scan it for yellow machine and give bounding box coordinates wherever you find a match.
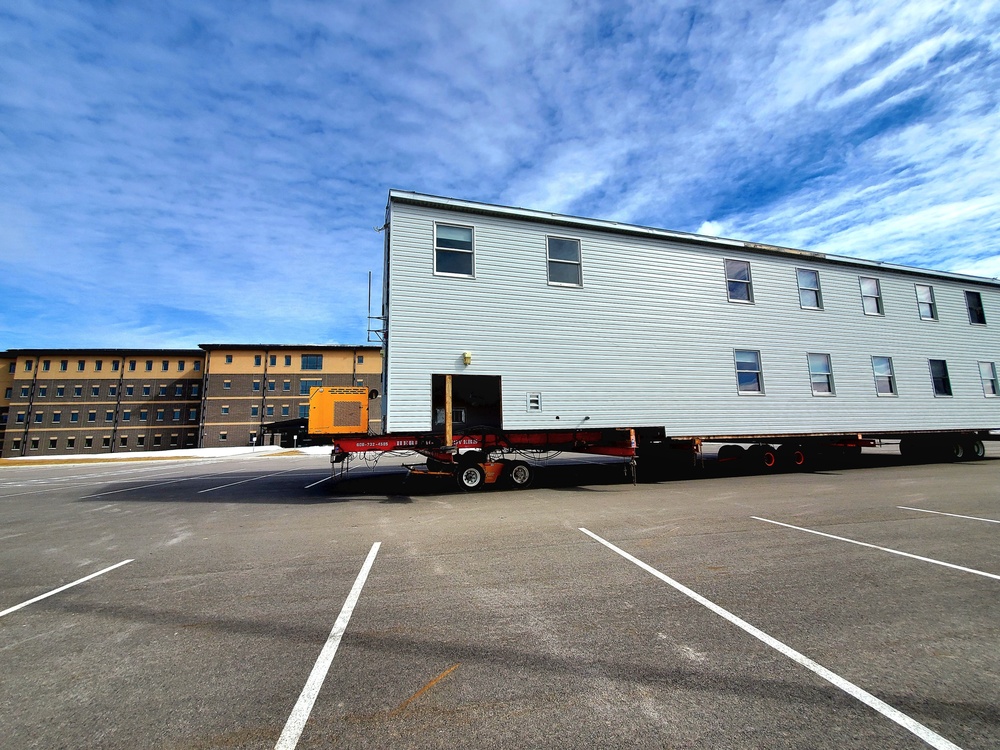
[307,386,370,435]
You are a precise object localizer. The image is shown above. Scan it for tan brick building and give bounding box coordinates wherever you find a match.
[2,349,205,457]
[199,344,382,447]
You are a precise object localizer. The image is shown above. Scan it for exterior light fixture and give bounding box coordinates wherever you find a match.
[462,351,472,366]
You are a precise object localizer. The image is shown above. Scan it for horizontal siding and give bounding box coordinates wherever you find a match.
[384,201,1000,436]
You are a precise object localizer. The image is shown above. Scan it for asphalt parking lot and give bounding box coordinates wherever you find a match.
[2,448,999,749]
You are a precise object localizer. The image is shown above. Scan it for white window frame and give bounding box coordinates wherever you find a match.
[807,353,835,395]
[872,356,897,396]
[965,290,987,325]
[526,392,542,411]
[796,269,823,310]
[860,276,884,316]
[929,359,952,397]
[546,236,583,287]
[980,361,999,397]
[734,349,764,394]
[915,284,937,321]
[725,260,754,304]
[434,222,475,278]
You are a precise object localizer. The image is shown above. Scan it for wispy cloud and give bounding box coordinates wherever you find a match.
[2,0,998,349]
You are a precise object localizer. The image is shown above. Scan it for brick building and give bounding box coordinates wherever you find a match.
[199,344,382,447]
[1,349,205,457]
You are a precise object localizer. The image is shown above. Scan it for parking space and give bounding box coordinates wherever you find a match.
[2,450,998,748]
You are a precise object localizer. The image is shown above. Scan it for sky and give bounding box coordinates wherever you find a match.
[1,0,999,349]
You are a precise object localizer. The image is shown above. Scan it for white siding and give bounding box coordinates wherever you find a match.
[384,195,1000,437]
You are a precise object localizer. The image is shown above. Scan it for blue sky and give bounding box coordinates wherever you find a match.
[2,0,998,349]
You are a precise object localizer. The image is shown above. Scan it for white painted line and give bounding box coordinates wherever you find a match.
[753,516,1000,581]
[81,474,212,499]
[304,476,331,489]
[275,542,381,750]
[198,467,302,494]
[580,528,962,750]
[0,559,134,618]
[898,507,1000,524]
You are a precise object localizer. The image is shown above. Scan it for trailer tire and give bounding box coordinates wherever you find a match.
[777,443,807,471]
[747,444,778,472]
[946,440,966,462]
[717,444,744,468]
[456,463,486,491]
[505,460,534,489]
[970,440,986,460]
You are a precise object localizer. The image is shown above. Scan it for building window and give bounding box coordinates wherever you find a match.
[266,405,274,417]
[156,409,165,421]
[42,359,50,371]
[102,436,111,448]
[301,355,323,370]
[129,360,136,371]
[190,384,199,397]
[52,411,61,423]
[145,360,153,371]
[7,362,14,374]
[268,380,275,392]
[12,439,21,451]
[299,405,309,419]
[77,360,85,371]
[158,386,167,397]
[67,437,75,449]
[282,380,291,392]
[48,437,58,449]
[153,435,162,446]
[126,385,134,396]
[872,356,896,395]
[108,385,117,397]
[357,355,364,364]
[87,410,97,422]
[284,355,292,366]
[60,360,68,371]
[355,379,364,386]
[547,236,583,286]
[929,359,952,396]
[223,380,231,390]
[225,354,233,364]
[119,435,128,447]
[219,432,228,441]
[15,411,25,424]
[254,355,262,366]
[734,350,764,393]
[34,412,44,423]
[56,385,64,397]
[136,435,145,447]
[105,410,114,421]
[140,409,148,421]
[174,385,183,397]
[193,361,201,372]
[860,277,883,315]
[142,385,151,396]
[70,411,79,423]
[221,405,230,415]
[269,355,276,366]
[980,362,999,396]
[725,260,753,303]
[162,360,169,371]
[188,408,197,421]
[172,409,181,421]
[915,284,937,320]
[25,360,33,372]
[807,353,835,395]
[300,379,323,395]
[4,387,11,399]
[281,405,290,417]
[95,359,103,371]
[74,385,82,397]
[30,438,39,450]
[434,223,475,276]
[111,360,120,371]
[38,386,47,397]
[252,380,261,392]
[251,405,259,417]
[122,410,131,422]
[178,360,185,371]
[526,392,542,411]
[91,385,100,397]
[966,291,987,325]
[796,269,822,309]
[20,386,29,398]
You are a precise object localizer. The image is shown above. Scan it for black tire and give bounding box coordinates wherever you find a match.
[505,460,533,489]
[717,444,744,465]
[456,463,486,491]
[970,440,986,460]
[777,443,807,471]
[746,444,777,472]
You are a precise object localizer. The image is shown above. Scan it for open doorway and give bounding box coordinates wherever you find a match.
[431,374,502,433]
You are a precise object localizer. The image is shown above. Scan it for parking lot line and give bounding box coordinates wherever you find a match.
[580,528,962,750]
[898,507,1000,524]
[304,475,331,489]
[753,516,1000,581]
[275,542,381,750]
[197,467,304,494]
[0,559,134,618]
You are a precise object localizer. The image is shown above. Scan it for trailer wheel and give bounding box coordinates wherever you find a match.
[505,460,534,489]
[456,463,486,491]
[970,440,986,460]
[777,443,807,471]
[946,440,966,462]
[746,444,778,472]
